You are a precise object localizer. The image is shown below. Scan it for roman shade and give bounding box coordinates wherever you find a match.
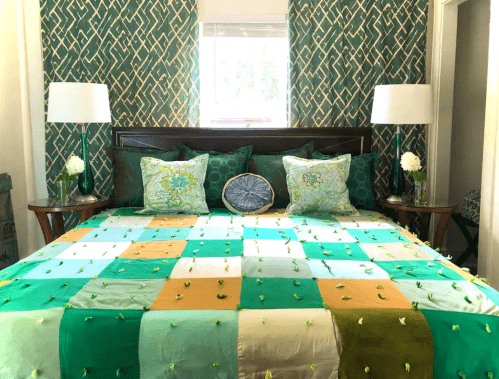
[199,0,288,23]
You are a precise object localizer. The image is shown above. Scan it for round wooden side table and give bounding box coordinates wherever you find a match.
[28,197,111,245]
[379,199,457,249]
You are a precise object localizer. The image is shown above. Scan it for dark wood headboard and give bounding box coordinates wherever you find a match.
[111,127,372,155]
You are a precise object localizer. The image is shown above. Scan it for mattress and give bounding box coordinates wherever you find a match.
[1,208,498,379]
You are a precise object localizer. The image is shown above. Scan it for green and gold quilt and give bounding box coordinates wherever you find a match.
[0,208,497,378]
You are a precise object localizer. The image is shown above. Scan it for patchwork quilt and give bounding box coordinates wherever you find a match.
[1,208,498,379]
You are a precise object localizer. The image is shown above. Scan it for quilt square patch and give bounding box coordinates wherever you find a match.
[195,215,246,228]
[238,309,339,379]
[170,257,242,278]
[99,259,176,280]
[347,229,410,243]
[150,278,242,310]
[317,279,412,309]
[55,242,131,260]
[188,226,243,240]
[243,239,306,258]
[138,228,190,241]
[398,229,423,243]
[440,260,480,282]
[0,260,44,280]
[394,280,499,315]
[0,308,65,379]
[239,277,323,309]
[182,240,244,258]
[119,241,187,259]
[288,214,337,228]
[293,225,356,243]
[22,242,74,261]
[0,278,89,312]
[79,227,145,243]
[240,216,294,229]
[22,259,113,279]
[301,242,370,261]
[53,227,93,243]
[68,279,166,310]
[79,216,106,228]
[375,260,466,281]
[241,257,313,278]
[99,216,155,228]
[243,227,298,241]
[308,260,390,279]
[111,208,143,216]
[147,215,199,228]
[336,217,396,230]
[139,310,238,379]
[475,283,499,307]
[59,308,142,379]
[359,242,434,261]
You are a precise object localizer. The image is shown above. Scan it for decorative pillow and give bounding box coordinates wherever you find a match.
[109,145,182,208]
[136,154,209,215]
[248,142,314,209]
[222,174,274,215]
[283,155,359,215]
[181,145,253,208]
[312,151,378,210]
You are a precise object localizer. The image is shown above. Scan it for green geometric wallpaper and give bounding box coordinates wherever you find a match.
[40,0,200,227]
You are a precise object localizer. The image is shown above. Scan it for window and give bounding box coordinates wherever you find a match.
[200,23,288,127]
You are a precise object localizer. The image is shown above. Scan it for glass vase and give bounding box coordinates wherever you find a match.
[56,179,70,203]
[414,180,427,205]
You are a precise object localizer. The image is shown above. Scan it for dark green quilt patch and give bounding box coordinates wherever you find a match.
[79,217,106,228]
[59,308,143,379]
[0,278,89,312]
[0,260,44,280]
[113,208,145,217]
[421,309,499,378]
[99,259,176,279]
[240,277,323,309]
[182,144,253,208]
[375,261,465,281]
[332,308,434,378]
[182,240,244,257]
[301,242,370,260]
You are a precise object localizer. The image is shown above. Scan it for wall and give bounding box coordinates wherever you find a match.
[445,0,490,257]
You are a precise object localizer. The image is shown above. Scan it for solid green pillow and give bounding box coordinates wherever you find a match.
[248,142,314,209]
[181,144,253,208]
[312,151,378,210]
[110,145,182,208]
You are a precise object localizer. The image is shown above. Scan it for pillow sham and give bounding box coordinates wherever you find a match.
[248,142,314,208]
[137,154,209,215]
[312,151,378,210]
[109,145,182,208]
[181,144,253,208]
[283,155,359,215]
[222,173,274,215]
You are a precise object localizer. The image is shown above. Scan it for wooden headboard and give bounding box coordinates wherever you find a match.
[111,127,372,155]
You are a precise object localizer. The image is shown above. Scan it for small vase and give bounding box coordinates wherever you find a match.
[56,179,70,203]
[414,180,427,205]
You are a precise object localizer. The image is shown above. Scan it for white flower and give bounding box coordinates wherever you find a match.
[400,152,422,172]
[66,155,84,175]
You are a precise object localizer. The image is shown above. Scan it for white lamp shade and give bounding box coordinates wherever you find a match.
[47,82,111,123]
[370,84,433,125]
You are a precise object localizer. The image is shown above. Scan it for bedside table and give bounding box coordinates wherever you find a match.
[379,199,457,249]
[28,197,111,244]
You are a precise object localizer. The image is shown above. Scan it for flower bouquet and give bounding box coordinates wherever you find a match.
[56,155,84,202]
[401,152,427,204]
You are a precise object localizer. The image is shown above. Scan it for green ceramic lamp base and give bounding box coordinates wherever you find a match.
[385,194,410,204]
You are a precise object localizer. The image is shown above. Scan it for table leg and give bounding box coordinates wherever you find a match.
[80,208,95,223]
[397,210,411,230]
[52,212,66,238]
[433,211,453,249]
[419,213,432,243]
[34,212,55,245]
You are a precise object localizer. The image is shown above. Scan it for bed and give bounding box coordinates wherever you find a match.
[1,127,498,379]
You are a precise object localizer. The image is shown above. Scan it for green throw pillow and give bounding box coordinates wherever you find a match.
[312,151,378,210]
[248,142,314,208]
[283,155,359,215]
[181,145,253,208]
[137,154,209,214]
[109,145,182,207]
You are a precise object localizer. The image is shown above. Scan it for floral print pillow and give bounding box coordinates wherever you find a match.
[283,155,359,216]
[136,154,209,214]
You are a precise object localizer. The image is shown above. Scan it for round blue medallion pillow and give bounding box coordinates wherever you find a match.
[222,173,274,215]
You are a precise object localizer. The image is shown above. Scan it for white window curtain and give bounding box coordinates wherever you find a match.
[199,0,288,23]
[202,23,287,38]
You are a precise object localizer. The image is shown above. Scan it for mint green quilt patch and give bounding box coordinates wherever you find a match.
[0,260,44,279]
[138,155,209,215]
[240,277,323,309]
[421,309,499,378]
[0,279,89,312]
[0,308,65,379]
[301,242,370,261]
[99,259,176,279]
[375,261,466,281]
[59,309,143,379]
[139,310,239,378]
[22,243,74,262]
[182,240,244,258]
[243,227,298,241]
[283,155,359,216]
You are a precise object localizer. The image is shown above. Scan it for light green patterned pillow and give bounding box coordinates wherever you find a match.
[283,155,359,216]
[137,154,209,214]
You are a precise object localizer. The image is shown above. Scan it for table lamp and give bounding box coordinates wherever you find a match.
[371,84,433,203]
[47,82,111,202]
